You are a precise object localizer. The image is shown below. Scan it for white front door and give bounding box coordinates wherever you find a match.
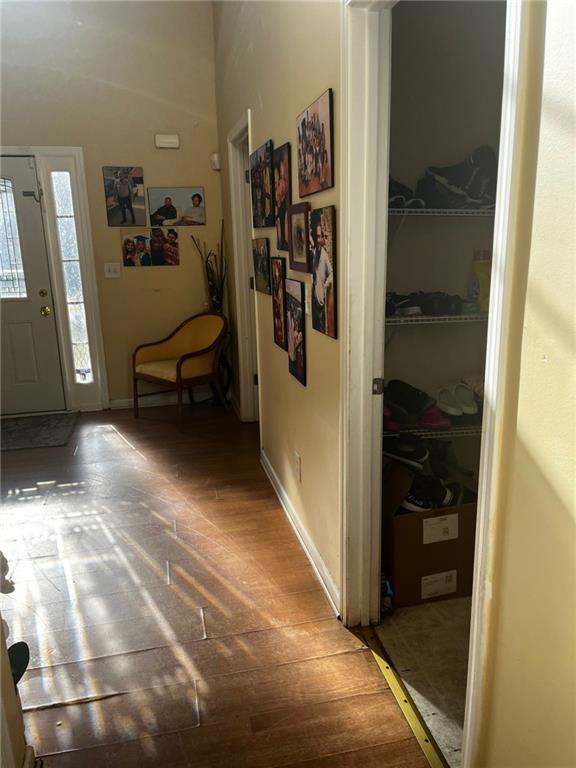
[1,156,66,414]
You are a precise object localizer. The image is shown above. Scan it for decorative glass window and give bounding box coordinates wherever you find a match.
[50,171,93,383]
[0,178,27,298]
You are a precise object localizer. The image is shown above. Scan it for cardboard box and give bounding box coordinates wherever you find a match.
[382,461,477,608]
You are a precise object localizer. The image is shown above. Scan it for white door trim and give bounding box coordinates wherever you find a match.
[1,146,109,411]
[341,0,546,765]
[227,112,259,423]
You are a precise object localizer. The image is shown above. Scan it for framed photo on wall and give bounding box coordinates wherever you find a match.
[309,206,337,338]
[271,257,287,350]
[273,143,291,251]
[286,278,306,386]
[296,88,334,198]
[288,202,310,273]
[147,187,206,226]
[121,228,180,267]
[102,166,146,227]
[252,238,271,294]
[250,140,275,228]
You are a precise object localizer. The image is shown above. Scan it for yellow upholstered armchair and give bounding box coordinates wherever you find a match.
[133,312,228,430]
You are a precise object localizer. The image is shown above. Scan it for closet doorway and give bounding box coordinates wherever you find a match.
[377,2,506,764]
[340,1,532,766]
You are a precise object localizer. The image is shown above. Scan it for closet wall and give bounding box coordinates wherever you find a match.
[386,0,506,399]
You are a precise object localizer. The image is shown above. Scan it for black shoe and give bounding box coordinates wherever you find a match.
[386,293,422,317]
[385,379,434,418]
[417,292,463,316]
[389,177,414,208]
[414,173,469,209]
[428,146,498,207]
[400,475,460,513]
[8,641,30,687]
[383,434,429,470]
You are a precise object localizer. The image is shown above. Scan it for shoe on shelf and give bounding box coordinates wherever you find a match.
[427,146,498,208]
[417,292,463,316]
[386,292,422,318]
[389,177,414,208]
[383,433,429,470]
[399,474,459,513]
[453,382,478,415]
[385,379,435,418]
[462,374,484,400]
[419,403,451,430]
[437,386,463,416]
[414,172,471,210]
[383,405,402,432]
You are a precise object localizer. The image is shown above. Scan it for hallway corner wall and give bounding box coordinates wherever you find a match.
[213,1,342,597]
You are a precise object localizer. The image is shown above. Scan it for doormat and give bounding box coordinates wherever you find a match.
[1,413,78,451]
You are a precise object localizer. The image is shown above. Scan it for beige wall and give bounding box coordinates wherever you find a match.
[477,1,576,765]
[1,1,222,401]
[213,2,341,588]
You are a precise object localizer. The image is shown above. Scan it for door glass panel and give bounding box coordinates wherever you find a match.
[63,261,83,303]
[50,171,93,383]
[51,171,74,216]
[0,178,27,298]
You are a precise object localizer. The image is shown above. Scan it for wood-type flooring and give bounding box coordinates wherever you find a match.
[1,405,428,767]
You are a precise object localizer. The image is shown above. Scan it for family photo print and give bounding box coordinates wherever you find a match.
[148,187,206,226]
[121,228,180,267]
[102,166,146,226]
[296,89,334,198]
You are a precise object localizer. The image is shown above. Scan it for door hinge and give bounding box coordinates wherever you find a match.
[253,373,258,386]
[245,169,250,184]
[249,276,254,290]
[372,378,385,395]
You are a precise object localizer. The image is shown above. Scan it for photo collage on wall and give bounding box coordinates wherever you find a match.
[102,167,206,267]
[249,87,336,387]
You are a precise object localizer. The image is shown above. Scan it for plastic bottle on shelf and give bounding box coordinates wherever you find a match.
[467,249,492,313]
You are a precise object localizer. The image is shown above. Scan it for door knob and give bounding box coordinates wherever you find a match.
[40,305,52,317]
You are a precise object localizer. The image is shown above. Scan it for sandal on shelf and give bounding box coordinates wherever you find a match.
[453,382,478,415]
[437,386,463,416]
[462,374,484,400]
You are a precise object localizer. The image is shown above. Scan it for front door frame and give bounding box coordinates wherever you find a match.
[2,146,109,412]
[340,1,546,765]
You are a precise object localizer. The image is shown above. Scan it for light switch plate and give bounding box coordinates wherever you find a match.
[104,262,121,279]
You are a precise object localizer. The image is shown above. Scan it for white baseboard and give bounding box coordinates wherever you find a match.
[260,449,340,614]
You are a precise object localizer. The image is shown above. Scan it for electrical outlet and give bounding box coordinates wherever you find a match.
[294,451,302,482]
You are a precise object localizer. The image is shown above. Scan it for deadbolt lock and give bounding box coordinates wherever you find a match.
[39,289,48,298]
[40,305,52,317]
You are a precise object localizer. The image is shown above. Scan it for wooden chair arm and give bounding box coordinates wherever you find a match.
[175,337,223,379]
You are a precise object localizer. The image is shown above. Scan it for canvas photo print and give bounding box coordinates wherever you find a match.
[121,228,180,267]
[103,166,146,226]
[286,278,306,386]
[273,143,292,251]
[271,257,287,350]
[252,238,271,294]
[288,202,310,273]
[250,140,274,228]
[296,89,334,198]
[148,187,206,226]
[310,206,337,338]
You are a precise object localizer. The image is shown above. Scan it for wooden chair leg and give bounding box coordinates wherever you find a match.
[177,385,184,432]
[133,377,139,419]
[213,379,228,409]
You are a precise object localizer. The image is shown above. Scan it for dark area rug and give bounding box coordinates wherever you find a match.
[1,413,78,451]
